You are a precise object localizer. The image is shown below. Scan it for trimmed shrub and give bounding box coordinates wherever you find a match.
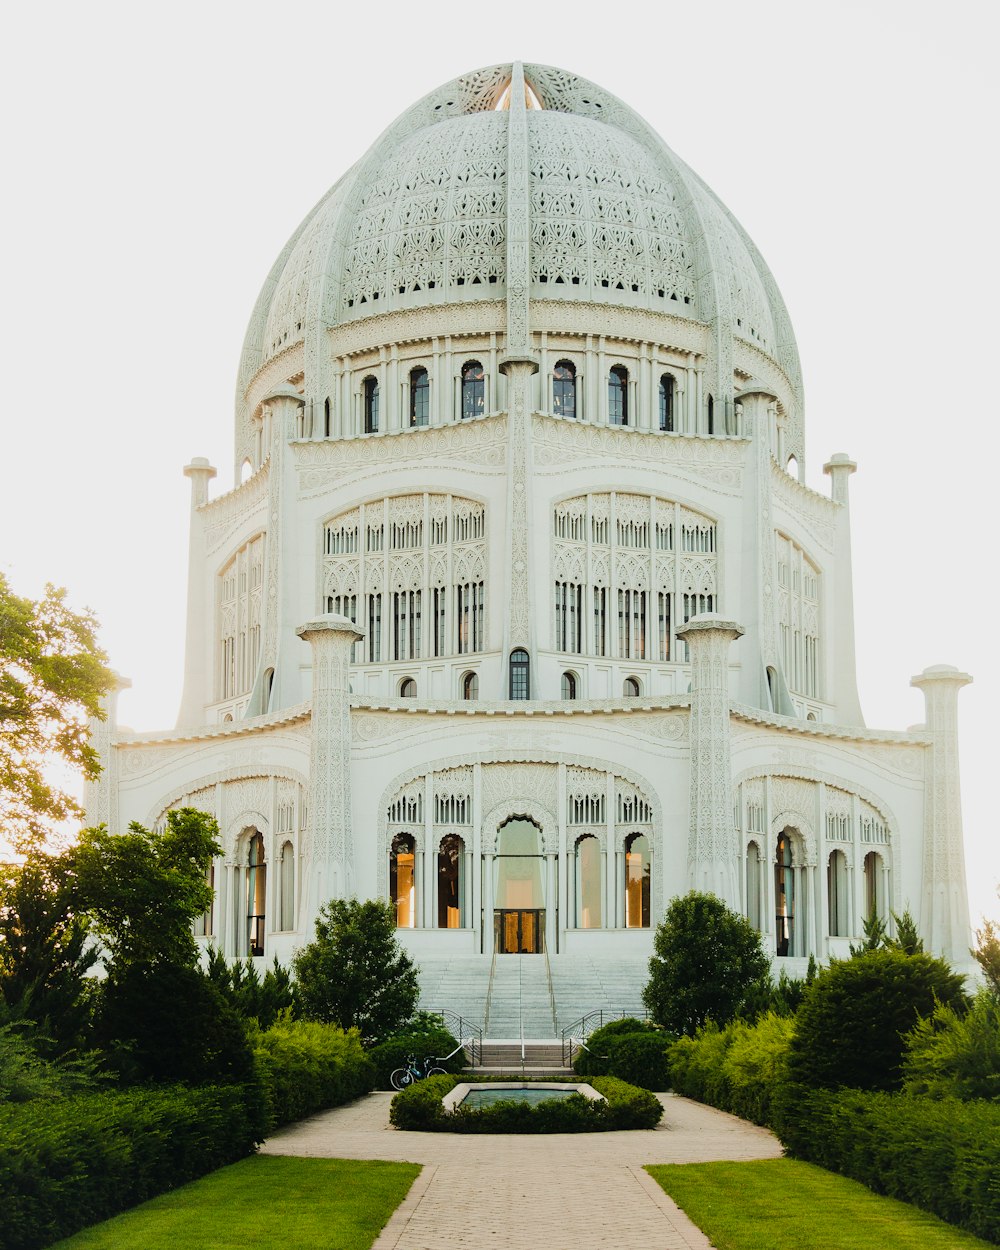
[252,1020,374,1128]
[778,1088,1000,1243]
[667,1022,734,1108]
[785,949,967,1095]
[574,1017,657,1076]
[389,1073,662,1133]
[602,1032,674,1091]
[367,1016,462,1089]
[0,1083,259,1250]
[902,990,1000,1101]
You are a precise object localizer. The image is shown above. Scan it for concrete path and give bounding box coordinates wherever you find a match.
[261,1092,781,1249]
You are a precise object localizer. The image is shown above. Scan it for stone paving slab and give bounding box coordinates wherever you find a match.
[262,1092,781,1249]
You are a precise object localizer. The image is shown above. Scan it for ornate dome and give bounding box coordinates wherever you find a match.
[236,62,801,440]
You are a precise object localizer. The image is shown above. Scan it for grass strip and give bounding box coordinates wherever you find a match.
[646,1159,994,1250]
[51,1155,420,1250]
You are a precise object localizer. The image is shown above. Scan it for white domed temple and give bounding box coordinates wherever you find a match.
[87,62,974,1033]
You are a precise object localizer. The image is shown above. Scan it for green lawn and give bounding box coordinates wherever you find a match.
[51,1156,421,1250]
[647,1159,993,1250]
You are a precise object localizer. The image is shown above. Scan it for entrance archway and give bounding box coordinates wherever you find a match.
[493,817,545,953]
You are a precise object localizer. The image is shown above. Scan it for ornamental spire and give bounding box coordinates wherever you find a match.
[503,61,531,360]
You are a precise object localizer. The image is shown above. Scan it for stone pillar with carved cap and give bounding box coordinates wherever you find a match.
[296,614,364,928]
[676,614,744,909]
[177,458,216,728]
[911,664,973,965]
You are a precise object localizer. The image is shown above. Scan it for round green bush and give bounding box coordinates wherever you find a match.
[604,1031,674,1091]
[574,1017,657,1076]
[786,949,968,1095]
[388,1073,663,1133]
[366,1016,462,1089]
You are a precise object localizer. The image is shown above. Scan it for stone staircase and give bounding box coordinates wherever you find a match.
[471,1041,571,1078]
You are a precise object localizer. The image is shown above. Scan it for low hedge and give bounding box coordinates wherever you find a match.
[389,1073,663,1133]
[252,1020,374,1128]
[366,1018,463,1089]
[779,1088,1000,1244]
[0,1083,260,1250]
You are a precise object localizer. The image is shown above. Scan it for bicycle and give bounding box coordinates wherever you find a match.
[390,1054,447,1090]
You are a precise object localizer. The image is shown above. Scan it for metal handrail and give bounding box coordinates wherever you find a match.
[430,1007,483,1067]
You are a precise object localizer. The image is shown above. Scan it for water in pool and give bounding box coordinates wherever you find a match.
[461,1087,579,1108]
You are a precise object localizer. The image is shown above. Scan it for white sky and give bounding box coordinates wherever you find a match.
[2,1,997,926]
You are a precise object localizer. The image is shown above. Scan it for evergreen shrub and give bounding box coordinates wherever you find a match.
[902,990,1000,1102]
[778,1088,1000,1243]
[388,1073,662,1133]
[601,1032,674,1091]
[0,1084,259,1250]
[573,1017,657,1076]
[366,1015,462,1089]
[252,1020,373,1128]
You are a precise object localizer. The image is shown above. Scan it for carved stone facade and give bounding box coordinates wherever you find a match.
[90,61,973,983]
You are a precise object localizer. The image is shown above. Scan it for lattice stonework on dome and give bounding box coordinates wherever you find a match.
[552,494,717,662]
[527,112,696,308]
[776,533,821,698]
[218,534,265,701]
[341,114,507,313]
[323,495,486,664]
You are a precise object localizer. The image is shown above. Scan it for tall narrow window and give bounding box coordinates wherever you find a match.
[707,393,714,436]
[864,851,884,921]
[194,862,215,937]
[624,833,650,928]
[593,586,607,656]
[657,592,671,661]
[390,833,416,928]
[561,671,577,700]
[609,365,628,425]
[509,648,530,699]
[775,831,794,956]
[553,360,577,419]
[323,396,331,437]
[367,593,382,663]
[456,581,484,654]
[828,849,848,937]
[363,376,380,433]
[392,590,421,660]
[437,834,466,928]
[279,840,294,932]
[617,589,646,659]
[461,360,485,419]
[746,843,762,931]
[659,374,674,432]
[246,831,266,956]
[432,586,446,657]
[576,835,602,928]
[554,581,582,652]
[410,367,429,427]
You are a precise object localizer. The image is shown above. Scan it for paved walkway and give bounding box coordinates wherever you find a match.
[262,1092,781,1249]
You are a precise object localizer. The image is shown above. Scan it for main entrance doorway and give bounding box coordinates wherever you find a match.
[494,908,544,954]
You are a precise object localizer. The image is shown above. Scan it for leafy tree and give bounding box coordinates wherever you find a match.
[972,896,1000,997]
[0,574,115,850]
[785,947,968,1094]
[73,809,219,972]
[203,947,298,1028]
[293,899,419,1044]
[0,851,96,1053]
[902,990,1000,1101]
[887,908,924,956]
[642,891,770,1036]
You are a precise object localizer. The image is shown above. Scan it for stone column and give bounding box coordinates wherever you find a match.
[823,452,864,724]
[911,664,973,965]
[676,613,744,909]
[176,458,216,727]
[296,614,364,931]
[84,672,131,829]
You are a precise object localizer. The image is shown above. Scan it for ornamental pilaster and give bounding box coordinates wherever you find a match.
[676,614,744,909]
[296,614,364,922]
[911,664,973,965]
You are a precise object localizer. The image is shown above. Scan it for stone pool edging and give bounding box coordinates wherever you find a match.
[441,1081,605,1112]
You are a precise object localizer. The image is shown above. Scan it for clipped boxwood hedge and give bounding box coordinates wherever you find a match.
[0,1084,260,1250]
[389,1073,663,1133]
[779,1088,1000,1244]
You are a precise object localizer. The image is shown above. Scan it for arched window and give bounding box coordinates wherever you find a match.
[240,457,253,483]
[766,666,778,711]
[390,833,416,928]
[864,851,885,921]
[461,360,485,419]
[659,374,675,432]
[279,840,294,932]
[462,671,479,700]
[410,367,429,427]
[787,454,799,478]
[553,360,577,419]
[363,375,380,433]
[746,842,762,931]
[775,831,794,956]
[609,365,628,425]
[509,648,530,699]
[828,849,848,937]
[624,832,650,928]
[575,834,602,928]
[247,831,266,956]
[561,671,577,700]
[323,396,331,438]
[399,677,416,699]
[623,676,641,698]
[263,668,275,712]
[437,834,466,928]
[707,393,714,436]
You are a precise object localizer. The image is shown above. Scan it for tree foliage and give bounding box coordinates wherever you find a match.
[642,891,770,1036]
[0,575,115,850]
[786,947,968,1094]
[203,947,297,1028]
[0,851,96,1053]
[902,990,1000,1101]
[293,899,419,1044]
[972,897,1000,998]
[73,809,219,972]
